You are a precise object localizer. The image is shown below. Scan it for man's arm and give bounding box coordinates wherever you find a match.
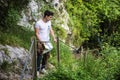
[35,28,41,42]
[50,27,57,42]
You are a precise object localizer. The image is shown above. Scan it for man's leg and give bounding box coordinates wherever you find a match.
[41,52,50,69]
[37,42,44,71]
[37,53,42,71]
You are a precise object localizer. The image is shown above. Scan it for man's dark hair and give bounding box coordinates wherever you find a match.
[44,10,54,17]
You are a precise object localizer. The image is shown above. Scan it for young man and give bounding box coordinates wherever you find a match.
[35,10,56,75]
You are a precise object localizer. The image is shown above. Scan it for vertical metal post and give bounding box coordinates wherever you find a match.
[32,39,35,79]
[57,36,60,64]
[83,51,86,67]
[33,37,37,80]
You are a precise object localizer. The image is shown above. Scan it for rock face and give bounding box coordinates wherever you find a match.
[0,45,28,65]
[18,0,71,34]
[0,44,30,80]
[0,44,56,80]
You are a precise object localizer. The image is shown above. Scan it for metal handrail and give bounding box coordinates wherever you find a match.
[20,38,35,80]
[59,38,77,50]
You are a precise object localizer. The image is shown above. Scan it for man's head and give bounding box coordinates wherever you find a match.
[43,10,54,22]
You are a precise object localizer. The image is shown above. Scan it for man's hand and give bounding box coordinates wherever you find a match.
[54,38,57,43]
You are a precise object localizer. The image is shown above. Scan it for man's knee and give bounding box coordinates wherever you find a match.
[37,42,45,54]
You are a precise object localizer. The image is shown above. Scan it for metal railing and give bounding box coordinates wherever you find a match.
[20,36,37,80]
[20,36,61,80]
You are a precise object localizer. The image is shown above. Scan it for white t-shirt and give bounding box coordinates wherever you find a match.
[35,19,51,41]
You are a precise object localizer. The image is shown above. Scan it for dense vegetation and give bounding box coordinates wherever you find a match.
[65,0,120,48]
[0,0,33,49]
[0,0,120,80]
[41,44,120,80]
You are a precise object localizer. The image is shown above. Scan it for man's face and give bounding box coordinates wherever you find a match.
[46,15,52,22]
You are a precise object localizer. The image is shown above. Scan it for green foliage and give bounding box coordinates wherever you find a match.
[5,8,20,30]
[0,0,30,30]
[0,26,34,49]
[7,0,30,11]
[111,32,120,47]
[53,25,67,39]
[40,45,120,80]
[0,61,12,71]
[0,0,33,49]
[65,0,100,46]
[37,0,56,14]
[0,32,22,46]
[65,0,120,47]
[101,32,120,48]
[50,39,74,66]
[40,65,78,80]
[0,60,18,72]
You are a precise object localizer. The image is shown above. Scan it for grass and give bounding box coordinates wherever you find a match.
[0,26,34,49]
[39,44,120,80]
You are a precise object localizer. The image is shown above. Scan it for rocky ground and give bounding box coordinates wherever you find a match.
[0,44,30,80]
[0,44,56,80]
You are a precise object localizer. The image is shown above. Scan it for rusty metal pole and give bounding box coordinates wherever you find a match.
[83,51,86,67]
[32,38,35,79]
[33,37,37,80]
[57,36,60,65]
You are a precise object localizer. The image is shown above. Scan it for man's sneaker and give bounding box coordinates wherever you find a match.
[37,71,40,76]
[41,68,47,74]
